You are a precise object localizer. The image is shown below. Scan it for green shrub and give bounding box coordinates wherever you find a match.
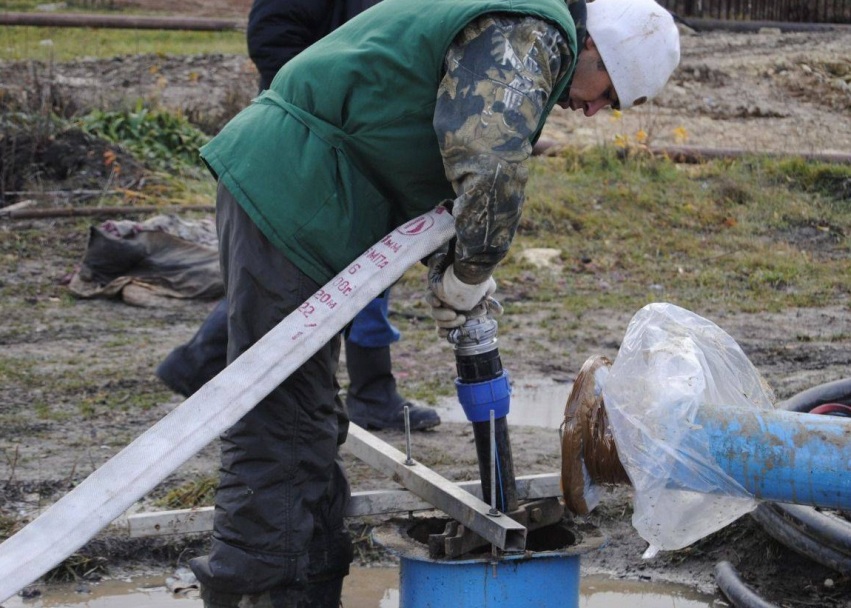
[77,101,209,173]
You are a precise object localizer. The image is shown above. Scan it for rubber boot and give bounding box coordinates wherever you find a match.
[299,576,345,607]
[199,582,342,608]
[197,568,345,607]
[199,585,300,607]
[156,299,228,397]
[345,342,440,431]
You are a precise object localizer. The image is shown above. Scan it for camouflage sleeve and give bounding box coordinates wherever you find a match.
[434,14,572,285]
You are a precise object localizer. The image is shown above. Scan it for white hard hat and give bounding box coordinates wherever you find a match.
[586,0,681,110]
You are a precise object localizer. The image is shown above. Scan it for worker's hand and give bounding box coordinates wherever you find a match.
[425,291,466,333]
[426,253,501,336]
[428,257,496,311]
[425,292,503,337]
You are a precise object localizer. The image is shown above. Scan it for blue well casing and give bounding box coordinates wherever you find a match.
[400,550,581,608]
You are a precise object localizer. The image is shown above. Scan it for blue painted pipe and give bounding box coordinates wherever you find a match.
[693,404,851,510]
[399,550,581,608]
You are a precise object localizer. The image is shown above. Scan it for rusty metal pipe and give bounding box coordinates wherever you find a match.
[0,12,244,31]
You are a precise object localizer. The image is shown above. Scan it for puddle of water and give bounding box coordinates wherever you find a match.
[0,568,398,608]
[580,575,716,607]
[1,568,716,608]
[1,576,192,607]
[434,377,573,429]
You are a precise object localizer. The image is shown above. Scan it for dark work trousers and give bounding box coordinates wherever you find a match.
[190,181,353,596]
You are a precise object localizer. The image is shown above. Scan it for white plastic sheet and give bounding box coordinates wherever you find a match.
[602,303,775,554]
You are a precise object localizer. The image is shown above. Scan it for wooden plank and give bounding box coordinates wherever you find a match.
[0,200,36,217]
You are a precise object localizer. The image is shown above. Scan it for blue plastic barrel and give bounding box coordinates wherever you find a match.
[399,549,581,608]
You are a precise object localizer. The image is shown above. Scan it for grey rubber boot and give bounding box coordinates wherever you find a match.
[345,342,440,431]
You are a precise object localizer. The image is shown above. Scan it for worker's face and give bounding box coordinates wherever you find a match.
[559,37,618,117]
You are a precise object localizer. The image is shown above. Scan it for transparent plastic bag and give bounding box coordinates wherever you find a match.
[602,303,774,553]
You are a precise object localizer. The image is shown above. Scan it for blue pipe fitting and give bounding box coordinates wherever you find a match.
[455,371,511,422]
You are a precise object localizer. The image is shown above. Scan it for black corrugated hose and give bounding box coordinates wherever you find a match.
[715,561,781,608]
[714,378,851,607]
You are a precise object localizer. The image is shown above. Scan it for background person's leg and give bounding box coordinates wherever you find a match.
[346,295,399,347]
[156,299,228,397]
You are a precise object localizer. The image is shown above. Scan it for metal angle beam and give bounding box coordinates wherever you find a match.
[126,473,561,538]
[344,423,527,552]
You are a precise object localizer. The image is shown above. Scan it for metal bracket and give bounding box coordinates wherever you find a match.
[428,498,565,558]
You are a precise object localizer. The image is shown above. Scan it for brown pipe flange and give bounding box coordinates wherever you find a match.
[560,355,630,514]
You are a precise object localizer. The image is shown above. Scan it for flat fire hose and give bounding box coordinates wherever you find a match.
[0,207,455,603]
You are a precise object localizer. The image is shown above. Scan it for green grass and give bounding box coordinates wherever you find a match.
[0,352,33,376]
[155,475,218,509]
[512,148,851,313]
[403,375,456,406]
[0,26,246,61]
[2,0,247,60]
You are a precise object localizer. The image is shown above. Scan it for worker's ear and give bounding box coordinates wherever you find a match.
[584,35,597,51]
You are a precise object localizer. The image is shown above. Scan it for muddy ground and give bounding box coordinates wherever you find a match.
[1,7,850,608]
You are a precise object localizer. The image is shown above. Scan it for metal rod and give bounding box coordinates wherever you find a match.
[404,405,413,466]
[489,410,499,516]
[489,410,499,559]
[675,17,847,32]
[648,145,851,166]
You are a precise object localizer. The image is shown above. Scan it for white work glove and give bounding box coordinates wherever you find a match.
[426,254,502,335]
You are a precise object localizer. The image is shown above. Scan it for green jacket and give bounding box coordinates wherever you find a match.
[201,0,576,284]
